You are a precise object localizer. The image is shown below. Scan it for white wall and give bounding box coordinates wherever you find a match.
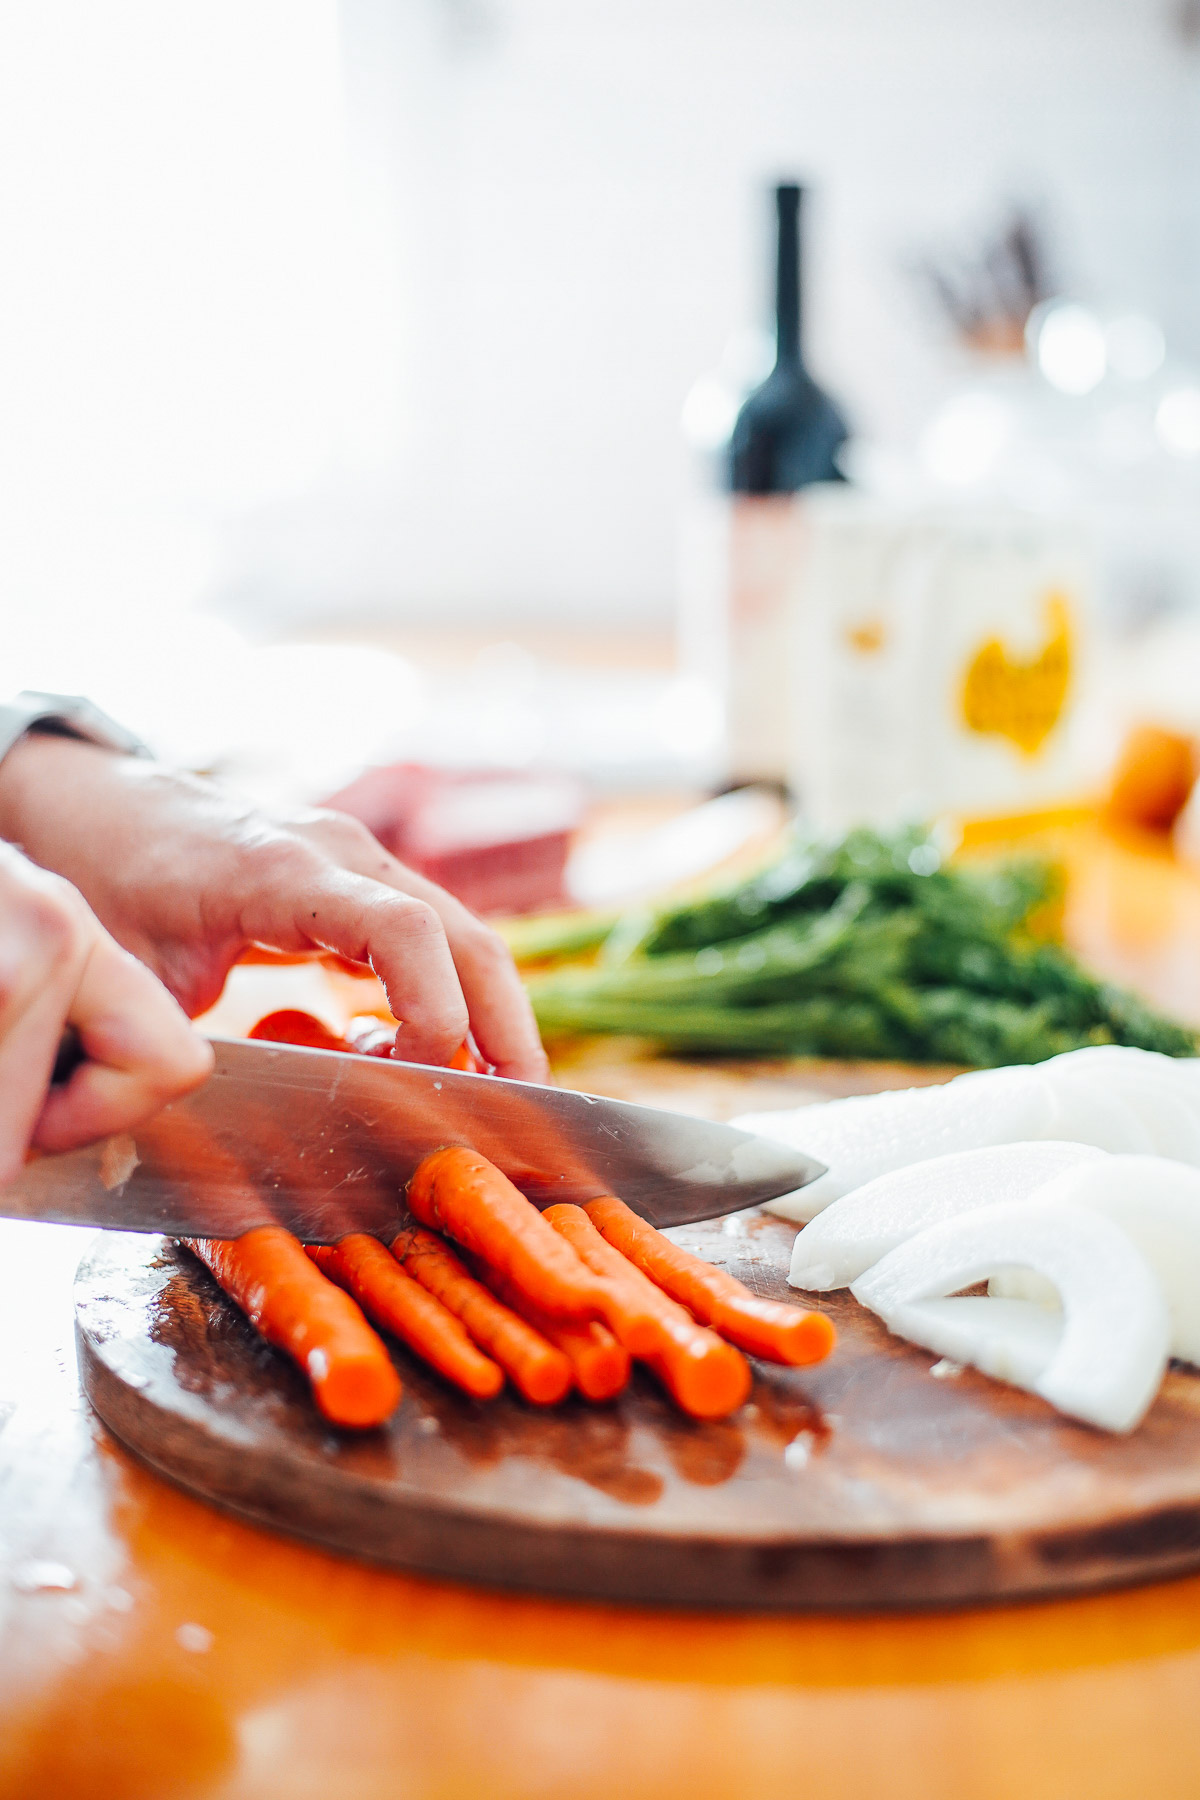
[221,0,1199,632]
[2,1,1198,642]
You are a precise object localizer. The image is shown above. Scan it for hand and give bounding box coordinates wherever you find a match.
[0,734,550,1083]
[0,841,214,1181]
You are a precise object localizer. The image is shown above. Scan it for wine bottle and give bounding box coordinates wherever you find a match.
[729,184,847,493]
[717,183,848,785]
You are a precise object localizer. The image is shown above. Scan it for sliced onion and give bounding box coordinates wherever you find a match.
[989,1154,1200,1365]
[1039,1047,1200,1161]
[738,1066,1058,1223]
[787,1140,1104,1292]
[851,1199,1169,1433]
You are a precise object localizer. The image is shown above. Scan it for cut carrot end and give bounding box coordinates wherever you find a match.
[728,1308,838,1367]
[310,1355,402,1429]
[453,1361,506,1401]
[652,1343,752,1421]
[789,1311,837,1366]
[515,1360,573,1406]
[568,1337,631,1403]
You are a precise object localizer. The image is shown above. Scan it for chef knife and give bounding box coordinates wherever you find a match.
[4,1036,823,1241]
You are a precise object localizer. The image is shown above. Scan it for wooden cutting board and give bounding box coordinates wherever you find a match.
[75,1154,1200,1612]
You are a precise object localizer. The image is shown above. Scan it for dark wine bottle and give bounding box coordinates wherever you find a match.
[728,184,848,493]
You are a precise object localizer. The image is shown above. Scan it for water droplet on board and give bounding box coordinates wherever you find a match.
[11,1559,78,1594]
[176,1622,214,1653]
[417,1415,440,1436]
[783,1433,812,1471]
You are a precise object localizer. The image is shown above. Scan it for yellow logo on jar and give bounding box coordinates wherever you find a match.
[960,594,1072,756]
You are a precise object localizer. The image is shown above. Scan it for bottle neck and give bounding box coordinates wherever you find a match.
[775,185,802,369]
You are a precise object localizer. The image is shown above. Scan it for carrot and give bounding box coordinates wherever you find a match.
[185,1227,401,1428]
[250,1010,480,1077]
[544,1204,750,1419]
[406,1148,656,1349]
[474,1260,630,1402]
[583,1195,836,1367]
[248,1009,348,1053]
[309,1235,503,1400]
[393,1226,571,1405]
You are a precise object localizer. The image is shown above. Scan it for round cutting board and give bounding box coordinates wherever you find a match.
[75,1218,1200,1611]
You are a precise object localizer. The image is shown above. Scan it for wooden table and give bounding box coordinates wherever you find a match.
[4,818,1200,1800]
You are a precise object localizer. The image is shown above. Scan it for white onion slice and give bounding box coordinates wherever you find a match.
[1037,1065,1155,1155]
[739,1067,1058,1222]
[850,1199,1169,1432]
[989,1155,1200,1365]
[1039,1048,1200,1162]
[1164,1057,1200,1105]
[788,1140,1104,1291]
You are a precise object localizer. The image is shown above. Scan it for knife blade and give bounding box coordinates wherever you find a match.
[5,1036,823,1241]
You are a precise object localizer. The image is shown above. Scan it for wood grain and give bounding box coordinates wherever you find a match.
[75,1211,1200,1611]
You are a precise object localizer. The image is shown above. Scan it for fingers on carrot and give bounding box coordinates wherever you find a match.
[310,1235,503,1401]
[393,1226,571,1406]
[185,1227,402,1428]
[247,1010,349,1053]
[407,1148,654,1348]
[583,1195,835,1368]
[545,1204,750,1419]
[474,1260,630,1403]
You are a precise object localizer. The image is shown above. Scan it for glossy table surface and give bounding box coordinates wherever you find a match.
[5,818,1200,1800]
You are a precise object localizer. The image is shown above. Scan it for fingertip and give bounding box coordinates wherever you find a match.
[389,994,473,1072]
[493,1053,554,1086]
[174,1028,216,1090]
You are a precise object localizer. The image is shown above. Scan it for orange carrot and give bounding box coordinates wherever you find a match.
[248,1009,348,1053]
[393,1226,571,1405]
[185,1227,401,1428]
[475,1261,630,1402]
[545,1204,750,1419]
[448,1042,478,1072]
[583,1195,836,1367]
[309,1235,503,1400]
[407,1148,655,1349]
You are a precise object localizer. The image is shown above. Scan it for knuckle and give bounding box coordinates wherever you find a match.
[26,891,77,955]
[303,807,378,858]
[257,831,320,879]
[467,924,516,972]
[241,834,326,903]
[0,853,90,1012]
[393,896,444,944]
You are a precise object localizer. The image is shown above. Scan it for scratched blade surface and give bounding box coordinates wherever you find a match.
[2,1038,824,1242]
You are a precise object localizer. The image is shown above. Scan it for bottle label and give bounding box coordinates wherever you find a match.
[959,593,1073,756]
[727,496,808,782]
[791,501,1091,829]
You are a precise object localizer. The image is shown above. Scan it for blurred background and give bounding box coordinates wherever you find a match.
[5,0,1200,913]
